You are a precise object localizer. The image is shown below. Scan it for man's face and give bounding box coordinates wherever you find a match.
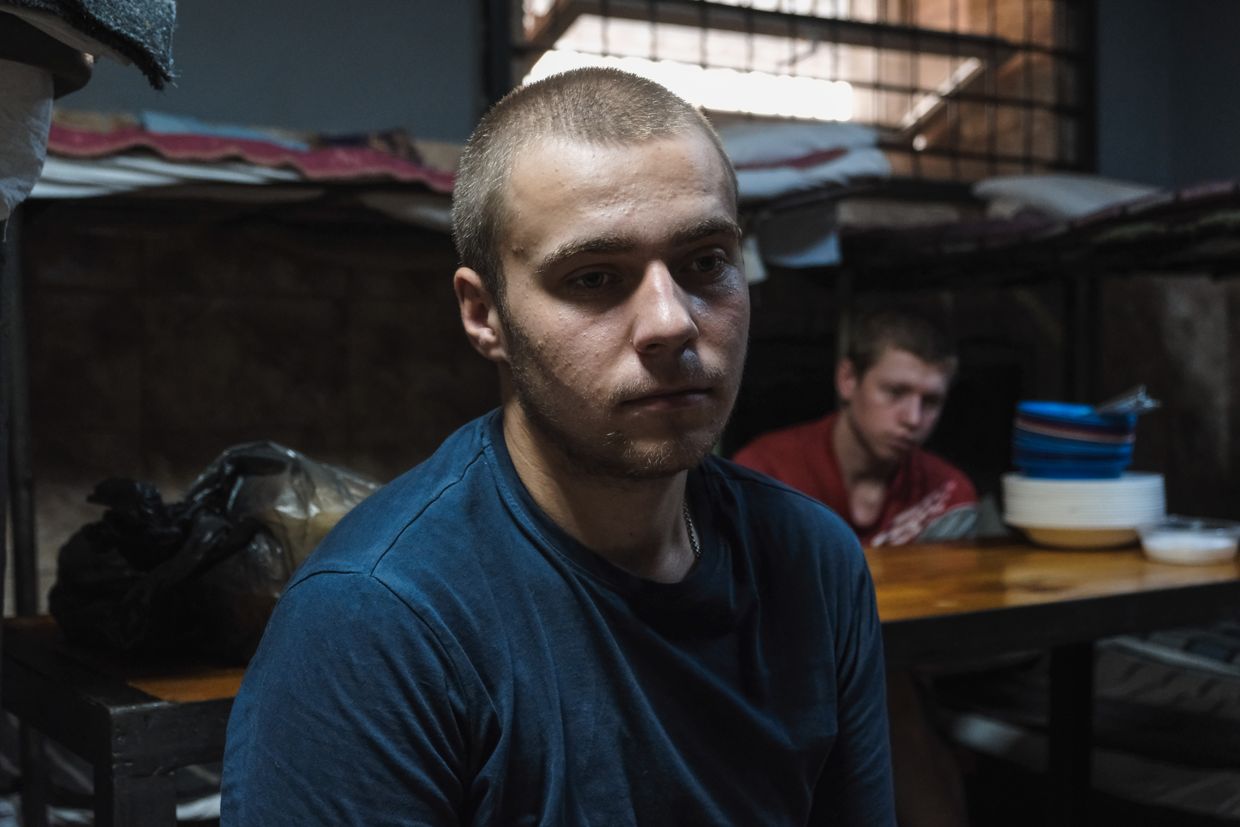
[492,131,749,479]
[837,347,952,466]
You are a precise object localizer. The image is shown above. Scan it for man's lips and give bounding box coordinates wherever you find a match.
[621,387,713,408]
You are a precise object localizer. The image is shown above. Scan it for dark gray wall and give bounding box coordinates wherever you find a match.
[1097,0,1240,188]
[63,0,482,141]
[1096,0,1171,186]
[1167,1,1240,186]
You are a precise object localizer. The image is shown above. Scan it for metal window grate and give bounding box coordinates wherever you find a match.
[513,0,1095,181]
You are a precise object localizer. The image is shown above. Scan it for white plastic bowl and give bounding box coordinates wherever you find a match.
[1137,516,1240,565]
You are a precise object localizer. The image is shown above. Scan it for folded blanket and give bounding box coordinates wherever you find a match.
[38,110,457,193]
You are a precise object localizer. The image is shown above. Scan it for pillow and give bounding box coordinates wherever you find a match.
[734,146,890,202]
[718,120,880,168]
[973,173,1161,220]
[718,121,889,202]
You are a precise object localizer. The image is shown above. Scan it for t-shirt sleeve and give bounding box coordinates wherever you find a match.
[810,539,896,826]
[222,571,473,826]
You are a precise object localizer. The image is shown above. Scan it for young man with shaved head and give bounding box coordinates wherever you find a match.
[222,68,895,825]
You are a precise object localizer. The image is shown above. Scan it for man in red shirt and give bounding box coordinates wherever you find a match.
[733,307,977,546]
[734,306,978,827]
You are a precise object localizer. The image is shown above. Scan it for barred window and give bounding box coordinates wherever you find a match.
[514,0,1094,181]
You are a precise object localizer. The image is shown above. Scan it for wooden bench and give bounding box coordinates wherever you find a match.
[1,616,243,827]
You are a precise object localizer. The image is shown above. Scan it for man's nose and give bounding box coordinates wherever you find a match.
[899,397,926,429]
[630,263,698,354]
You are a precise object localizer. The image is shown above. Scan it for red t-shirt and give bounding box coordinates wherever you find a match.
[732,413,978,546]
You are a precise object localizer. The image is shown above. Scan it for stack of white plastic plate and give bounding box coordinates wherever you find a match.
[1002,472,1166,548]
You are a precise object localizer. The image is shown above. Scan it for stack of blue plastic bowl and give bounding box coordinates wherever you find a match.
[1012,401,1137,479]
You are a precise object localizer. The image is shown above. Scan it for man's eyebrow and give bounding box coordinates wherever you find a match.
[531,217,742,279]
[668,217,742,247]
[533,234,635,279]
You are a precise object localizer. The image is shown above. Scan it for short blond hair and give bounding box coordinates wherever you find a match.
[451,67,737,305]
[846,306,958,377]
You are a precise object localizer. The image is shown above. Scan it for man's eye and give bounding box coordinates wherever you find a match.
[572,271,613,289]
[686,253,725,276]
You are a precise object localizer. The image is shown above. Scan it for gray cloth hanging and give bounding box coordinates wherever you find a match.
[0,0,174,88]
[0,57,53,221]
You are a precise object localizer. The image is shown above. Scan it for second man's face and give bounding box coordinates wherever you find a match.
[494,130,750,480]
[839,347,952,465]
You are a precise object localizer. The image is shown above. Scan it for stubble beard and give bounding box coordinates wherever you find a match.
[504,315,737,481]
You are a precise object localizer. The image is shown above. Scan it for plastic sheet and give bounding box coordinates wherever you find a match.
[48,441,379,662]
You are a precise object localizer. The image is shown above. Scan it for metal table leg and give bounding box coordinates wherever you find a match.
[1047,641,1094,826]
[1,209,38,616]
[18,725,49,827]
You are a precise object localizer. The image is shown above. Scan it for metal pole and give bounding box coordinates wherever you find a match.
[0,214,9,642]
[2,207,38,615]
[1078,0,1099,173]
[482,0,514,107]
[3,211,51,827]
[1047,641,1095,826]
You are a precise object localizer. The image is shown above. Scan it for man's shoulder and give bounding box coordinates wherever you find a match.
[702,455,858,549]
[292,413,499,583]
[702,457,872,605]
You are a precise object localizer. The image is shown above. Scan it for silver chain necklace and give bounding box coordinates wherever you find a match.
[682,500,701,561]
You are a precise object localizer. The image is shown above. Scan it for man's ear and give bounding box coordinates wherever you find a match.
[835,358,858,404]
[454,267,508,363]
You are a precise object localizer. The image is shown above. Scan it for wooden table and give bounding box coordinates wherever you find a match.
[1,616,243,827]
[866,539,1240,826]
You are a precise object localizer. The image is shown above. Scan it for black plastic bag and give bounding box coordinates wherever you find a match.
[48,442,379,662]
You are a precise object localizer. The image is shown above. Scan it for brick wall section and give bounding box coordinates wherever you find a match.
[18,199,498,610]
[1100,274,1236,520]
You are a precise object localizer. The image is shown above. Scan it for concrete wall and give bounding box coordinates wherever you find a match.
[62,0,482,141]
[1166,1,1240,185]
[1097,0,1240,187]
[1095,0,1172,186]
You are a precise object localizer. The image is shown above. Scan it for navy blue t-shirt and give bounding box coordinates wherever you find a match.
[222,410,894,825]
